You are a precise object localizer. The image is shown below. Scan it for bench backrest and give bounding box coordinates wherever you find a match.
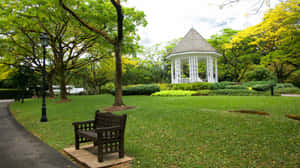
[94,110,127,130]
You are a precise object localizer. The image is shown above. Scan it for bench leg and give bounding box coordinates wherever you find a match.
[97,141,103,162]
[75,135,80,150]
[119,142,124,158]
[74,126,80,150]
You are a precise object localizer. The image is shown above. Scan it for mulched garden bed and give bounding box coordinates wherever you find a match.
[285,114,300,121]
[228,110,270,116]
[103,105,136,112]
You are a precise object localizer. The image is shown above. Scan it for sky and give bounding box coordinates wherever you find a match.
[125,0,280,47]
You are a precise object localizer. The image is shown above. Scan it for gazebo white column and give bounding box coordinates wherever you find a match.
[174,57,182,83]
[171,59,174,83]
[206,56,215,82]
[215,57,218,82]
[188,56,200,83]
[193,56,199,82]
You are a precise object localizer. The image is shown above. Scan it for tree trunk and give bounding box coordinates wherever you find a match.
[47,72,55,97]
[48,79,54,97]
[112,1,124,106]
[58,56,67,99]
[113,43,124,106]
[59,69,67,99]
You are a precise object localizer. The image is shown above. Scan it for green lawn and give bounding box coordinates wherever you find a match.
[10,95,300,168]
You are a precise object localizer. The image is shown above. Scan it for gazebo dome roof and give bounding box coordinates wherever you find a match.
[170,28,218,56]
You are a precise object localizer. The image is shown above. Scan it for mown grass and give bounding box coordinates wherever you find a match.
[10,95,300,168]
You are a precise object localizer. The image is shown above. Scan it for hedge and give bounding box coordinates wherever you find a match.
[110,84,160,95]
[207,89,273,96]
[252,84,272,91]
[224,85,248,90]
[0,89,33,99]
[275,83,295,89]
[171,82,212,90]
[152,90,197,96]
[275,88,300,94]
[241,81,276,87]
[209,81,237,90]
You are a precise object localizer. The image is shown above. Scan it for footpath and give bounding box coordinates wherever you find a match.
[0,100,78,168]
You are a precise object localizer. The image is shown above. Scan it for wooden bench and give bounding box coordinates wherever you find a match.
[72,110,127,162]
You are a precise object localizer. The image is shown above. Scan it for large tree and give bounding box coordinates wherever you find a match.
[230,0,300,82]
[208,28,258,82]
[59,0,147,106]
[0,0,100,99]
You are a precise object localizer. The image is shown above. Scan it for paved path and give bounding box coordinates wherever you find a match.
[281,94,300,97]
[0,100,79,168]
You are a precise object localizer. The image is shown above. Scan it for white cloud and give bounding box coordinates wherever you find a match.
[126,0,280,47]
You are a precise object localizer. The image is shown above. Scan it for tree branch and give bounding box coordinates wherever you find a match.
[59,0,115,44]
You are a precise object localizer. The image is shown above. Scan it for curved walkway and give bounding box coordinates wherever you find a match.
[281,94,300,97]
[0,100,78,168]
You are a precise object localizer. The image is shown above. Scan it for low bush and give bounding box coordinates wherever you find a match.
[208,89,269,96]
[158,83,172,90]
[241,81,275,87]
[101,82,115,94]
[275,83,295,89]
[171,82,212,90]
[0,89,33,99]
[152,90,197,96]
[193,90,211,96]
[209,81,236,90]
[110,84,160,96]
[224,85,248,90]
[275,88,300,94]
[252,84,271,91]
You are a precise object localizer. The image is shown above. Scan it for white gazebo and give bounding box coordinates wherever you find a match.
[167,28,221,84]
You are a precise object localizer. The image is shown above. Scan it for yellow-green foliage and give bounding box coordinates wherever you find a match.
[0,64,14,81]
[227,0,299,54]
[152,90,197,96]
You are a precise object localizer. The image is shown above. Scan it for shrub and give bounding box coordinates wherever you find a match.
[158,83,171,90]
[208,89,267,96]
[252,84,271,91]
[244,67,276,81]
[241,81,275,87]
[101,82,115,94]
[275,88,300,94]
[193,90,211,96]
[275,83,295,89]
[0,89,33,99]
[224,85,248,89]
[110,84,160,96]
[171,82,212,90]
[209,81,236,90]
[152,90,197,96]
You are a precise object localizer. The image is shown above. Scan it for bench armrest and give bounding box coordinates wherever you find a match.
[72,120,95,126]
[95,126,121,132]
[72,120,95,132]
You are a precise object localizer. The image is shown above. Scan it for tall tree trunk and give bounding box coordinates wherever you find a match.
[113,43,124,106]
[59,67,67,99]
[112,0,124,106]
[48,78,54,97]
[58,54,67,99]
[47,72,55,97]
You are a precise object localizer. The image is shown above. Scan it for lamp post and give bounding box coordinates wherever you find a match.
[40,33,49,122]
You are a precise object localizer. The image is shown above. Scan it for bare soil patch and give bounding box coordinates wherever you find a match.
[285,115,300,121]
[103,105,136,112]
[228,110,270,116]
